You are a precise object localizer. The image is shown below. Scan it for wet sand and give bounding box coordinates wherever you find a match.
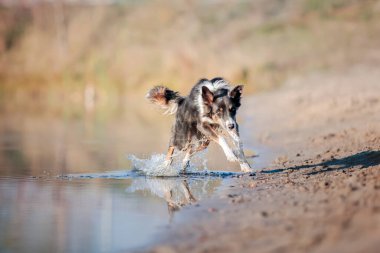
[146,65,380,253]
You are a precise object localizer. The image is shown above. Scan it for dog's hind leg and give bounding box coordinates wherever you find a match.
[164,146,175,167]
[181,149,191,173]
[181,140,210,174]
[180,134,193,173]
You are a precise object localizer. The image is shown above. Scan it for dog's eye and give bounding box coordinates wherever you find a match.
[230,107,236,113]
[217,108,223,114]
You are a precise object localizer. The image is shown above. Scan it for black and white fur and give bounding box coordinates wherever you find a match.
[146,77,251,172]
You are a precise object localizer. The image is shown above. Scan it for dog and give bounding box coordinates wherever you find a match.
[146,77,252,173]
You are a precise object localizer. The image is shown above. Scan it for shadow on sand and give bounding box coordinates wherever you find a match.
[264,150,380,175]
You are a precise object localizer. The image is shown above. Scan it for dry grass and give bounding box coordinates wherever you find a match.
[0,0,379,101]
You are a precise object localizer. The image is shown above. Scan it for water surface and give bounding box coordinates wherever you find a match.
[0,172,234,252]
[0,95,254,252]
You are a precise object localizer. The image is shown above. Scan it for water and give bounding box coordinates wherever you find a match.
[0,173,233,253]
[0,95,257,252]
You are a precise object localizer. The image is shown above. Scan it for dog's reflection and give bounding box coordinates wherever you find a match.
[127,177,218,216]
[163,180,196,214]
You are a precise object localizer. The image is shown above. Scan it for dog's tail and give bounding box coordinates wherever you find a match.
[146,86,184,115]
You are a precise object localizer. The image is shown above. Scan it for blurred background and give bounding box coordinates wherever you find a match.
[0,0,379,176]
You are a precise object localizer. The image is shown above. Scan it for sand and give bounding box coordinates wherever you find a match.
[144,64,380,253]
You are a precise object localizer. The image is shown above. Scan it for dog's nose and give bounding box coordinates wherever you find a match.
[228,123,235,130]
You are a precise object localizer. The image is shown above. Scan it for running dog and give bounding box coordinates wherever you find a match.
[146,77,251,173]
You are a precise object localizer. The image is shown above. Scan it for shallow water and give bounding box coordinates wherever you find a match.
[0,95,267,252]
[0,172,235,252]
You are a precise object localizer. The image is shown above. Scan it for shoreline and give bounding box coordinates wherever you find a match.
[144,65,380,253]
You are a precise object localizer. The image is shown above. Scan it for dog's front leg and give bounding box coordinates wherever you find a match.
[228,126,252,172]
[217,136,240,162]
[198,123,236,161]
[232,140,252,172]
[218,136,251,172]
[238,155,252,172]
[217,138,251,171]
[235,147,252,172]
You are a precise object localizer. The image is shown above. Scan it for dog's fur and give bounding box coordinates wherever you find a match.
[146,77,251,172]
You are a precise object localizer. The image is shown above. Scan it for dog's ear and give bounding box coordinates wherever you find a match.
[230,85,243,107]
[202,86,214,105]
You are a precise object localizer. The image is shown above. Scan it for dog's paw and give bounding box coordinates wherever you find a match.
[240,163,252,172]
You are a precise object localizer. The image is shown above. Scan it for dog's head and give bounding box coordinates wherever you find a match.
[201,80,243,140]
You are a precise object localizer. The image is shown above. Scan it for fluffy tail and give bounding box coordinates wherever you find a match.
[146,86,183,115]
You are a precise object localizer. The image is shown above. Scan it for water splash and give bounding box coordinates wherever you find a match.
[60,149,245,180]
[128,153,178,176]
[128,150,208,177]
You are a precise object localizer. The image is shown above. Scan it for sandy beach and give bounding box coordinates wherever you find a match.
[145,64,380,253]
